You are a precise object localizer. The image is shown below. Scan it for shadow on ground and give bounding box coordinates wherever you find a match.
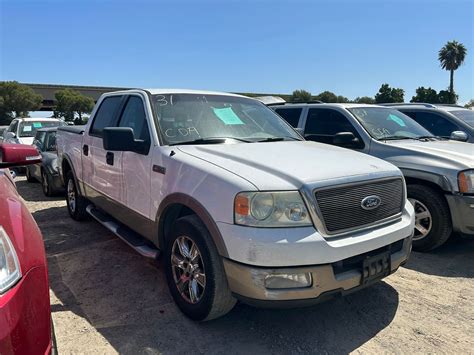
[33,201,400,354]
[404,235,474,278]
[23,177,472,354]
[16,178,64,202]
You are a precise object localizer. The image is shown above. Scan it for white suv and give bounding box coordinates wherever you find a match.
[57,89,414,320]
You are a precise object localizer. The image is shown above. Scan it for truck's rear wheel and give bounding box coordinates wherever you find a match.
[65,171,89,221]
[407,184,452,251]
[164,215,236,321]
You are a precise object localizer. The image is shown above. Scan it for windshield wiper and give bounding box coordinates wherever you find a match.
[379,135,417,141]
[253,136,301,143]
[416,135,445,140]
[168,137,252,146]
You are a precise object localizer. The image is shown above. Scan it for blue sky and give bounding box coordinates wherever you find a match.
[1,0,473,103]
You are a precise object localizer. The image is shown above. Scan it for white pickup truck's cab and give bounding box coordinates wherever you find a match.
[57,89,414,320]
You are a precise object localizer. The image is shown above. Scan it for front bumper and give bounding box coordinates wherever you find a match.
[0,266,52,355]
[224,235,412,305]
[50,172,64,193]
[445,194,474,235]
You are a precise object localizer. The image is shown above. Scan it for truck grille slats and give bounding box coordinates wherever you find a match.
[315,179,404,233]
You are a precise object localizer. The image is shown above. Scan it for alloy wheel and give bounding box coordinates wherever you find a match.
[408,198,433,241]
[171,236,206,304]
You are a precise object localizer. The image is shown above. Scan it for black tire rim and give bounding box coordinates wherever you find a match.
[67,178,76,213]
[171,236,206,304]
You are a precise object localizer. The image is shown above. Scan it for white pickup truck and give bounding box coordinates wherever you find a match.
[57,89,415,320]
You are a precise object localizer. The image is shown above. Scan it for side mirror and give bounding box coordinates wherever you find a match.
[0,143,42,168]
[333,132,361,148]
[5,132,16,140]
[450,131,468,142]
[103,127,149,154]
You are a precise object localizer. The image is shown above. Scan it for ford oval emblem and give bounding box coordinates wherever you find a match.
[361,195,382,210]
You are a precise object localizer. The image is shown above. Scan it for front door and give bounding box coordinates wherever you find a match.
[117,94,154,237]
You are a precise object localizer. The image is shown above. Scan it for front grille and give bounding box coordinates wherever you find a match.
[315,178,404,234]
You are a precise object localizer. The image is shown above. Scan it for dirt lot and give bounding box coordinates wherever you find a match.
[16,176,474,354]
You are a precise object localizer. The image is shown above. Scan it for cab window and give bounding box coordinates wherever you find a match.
[90,96,123,137]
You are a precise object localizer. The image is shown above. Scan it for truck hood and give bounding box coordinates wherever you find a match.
[380,140,474,171]
[17,137,34,145]
[178,141,400,190]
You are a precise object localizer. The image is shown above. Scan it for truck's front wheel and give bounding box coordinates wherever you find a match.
[407,184,452,251]
[164,215,236,321]
[65,171,89,221]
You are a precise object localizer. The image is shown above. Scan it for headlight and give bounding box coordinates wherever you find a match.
[0,226,22,294]
[235,191,312,227]
[458,170,474,193]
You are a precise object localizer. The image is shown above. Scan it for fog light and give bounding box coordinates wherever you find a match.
[264,272,312,289]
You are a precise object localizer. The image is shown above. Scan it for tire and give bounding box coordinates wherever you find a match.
[26,168,36,182]
[407,184,452,252]
[42,170,53,197]
[65,171,89,221]
[164,215,236,321]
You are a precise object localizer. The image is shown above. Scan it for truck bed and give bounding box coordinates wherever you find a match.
[58,125,86,135]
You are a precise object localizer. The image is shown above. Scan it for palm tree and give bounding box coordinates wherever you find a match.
[438,40,467,94]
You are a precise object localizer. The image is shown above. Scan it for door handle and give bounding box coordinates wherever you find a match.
[83,144,89,156]
[106,152,114,165]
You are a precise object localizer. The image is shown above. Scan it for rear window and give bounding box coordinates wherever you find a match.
[19,121,62,137]
[450,110,474,128]
[274,108,302,127]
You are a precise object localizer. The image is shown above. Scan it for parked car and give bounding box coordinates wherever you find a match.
[2,118,65,145]
[0,126,8,142]
[57,89,414,321]
[382,103,474,143]
[26,127,63,196]
[270,101,474,251]
[0,143,55,354]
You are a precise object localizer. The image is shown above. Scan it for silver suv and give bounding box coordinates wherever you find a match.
[383,103,474,143]
[269,100,474,251]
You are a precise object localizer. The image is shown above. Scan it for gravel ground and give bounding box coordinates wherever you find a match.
[16,176,474,354]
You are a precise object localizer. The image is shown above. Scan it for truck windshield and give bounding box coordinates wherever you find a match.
[19,121,62,137]
[348,107,434,140]
[450,110,474,128]
[151,94,302,145]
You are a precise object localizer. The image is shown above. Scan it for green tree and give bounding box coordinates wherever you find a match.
[336,95,350,103]
[411,87,439,103]
[54,89,95,124]
[438,40,467,96]
[437,89,458,104]
[290,89,312,103]
[374,83,404,103]
[354,96,376,104]
[464,99,474,109]
[314,91,338,103]
[0,81,43,124]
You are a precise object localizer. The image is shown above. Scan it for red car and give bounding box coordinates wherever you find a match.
[0,143,54,354]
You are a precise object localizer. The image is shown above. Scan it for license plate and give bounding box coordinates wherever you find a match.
[361,251,391,285]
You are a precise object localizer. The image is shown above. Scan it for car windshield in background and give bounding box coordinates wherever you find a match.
[19,121,63,137]
[348,107,433,140]
[450,110,474,128]
[151,94,302,145]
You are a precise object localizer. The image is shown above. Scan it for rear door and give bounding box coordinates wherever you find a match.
[82,95,124,211]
